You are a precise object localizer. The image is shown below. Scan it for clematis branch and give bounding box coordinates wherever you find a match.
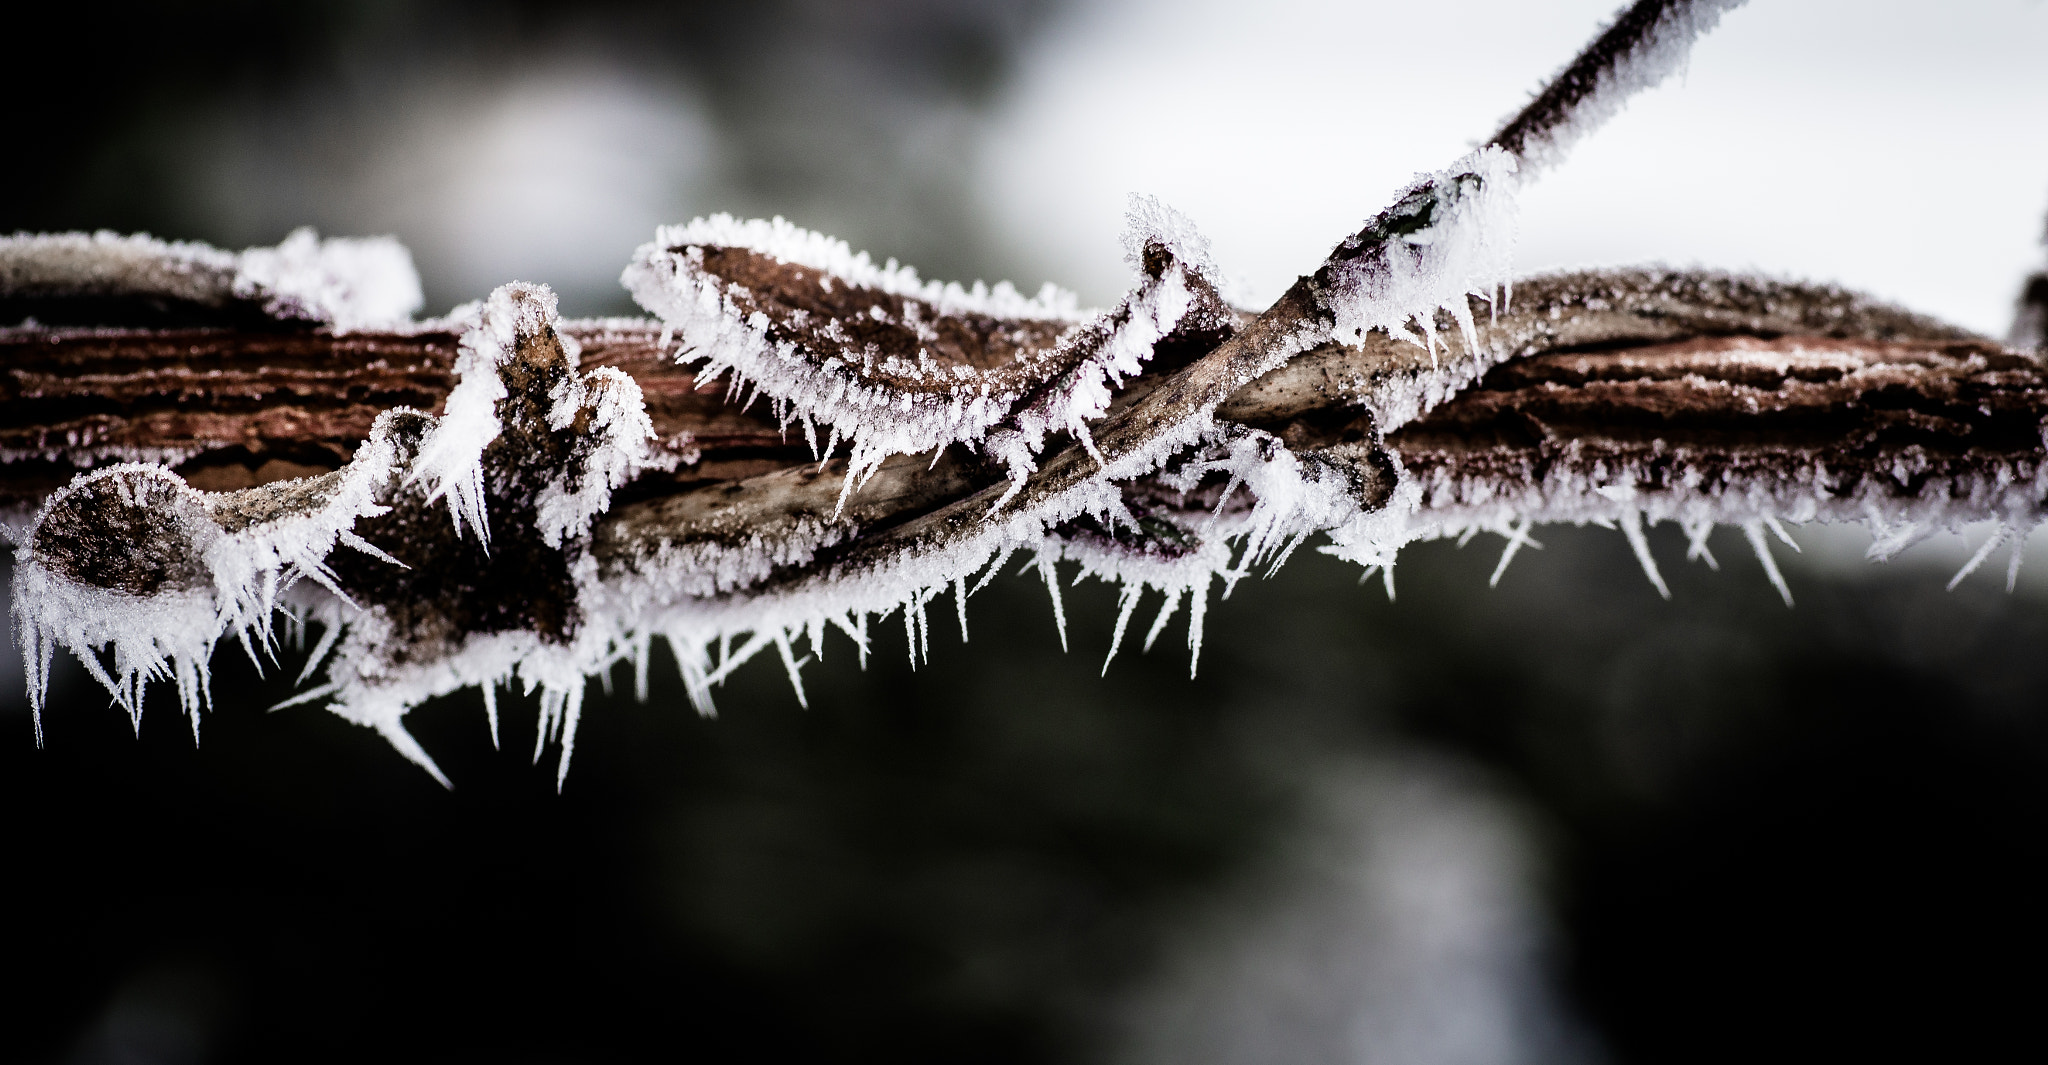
[9,0,2047,785]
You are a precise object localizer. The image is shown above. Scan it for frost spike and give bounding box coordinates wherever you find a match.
[1489,519,1541,588]
[24,634,49,747]
[481,682,501,751]
[1948,525,2010,591]
[631,636,652,703]
[296,621,343,687]
[972,544,1021,597]
[531,694,554,765]
[1103,584,1143,676]
[551,684,585,792]
[827,613,868,660]
[377,722,452,790]
[1037,556,1069,653]
[703,631,773,688]
[1186,573,1214,679]
[1763,515,1801,553]
[1619,510,1671,600]
[267,681,339,714]
[2007,526,2028,593]
[670,638,718,717]
[338,529,405,568]
[902,595,924,670]
[1141,588,1184,654]
[1682,521,1720,571]
[774,632,809,709]
[1741,521,1794,608]
[953,576,971,644]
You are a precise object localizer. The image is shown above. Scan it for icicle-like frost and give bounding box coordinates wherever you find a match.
[1682,520,1720,571]
[622,206,1234,502]
[1617,509,1672,599]
[1103,584,1142,676]
[1742,521,1794,607]
[1947,525,2012,591]
[1321,147,1519,359]
[11,406,414,749]
[1488,520,1540,588]
[21,231,2044,788]
[12,1,1850,788]
[1036,554,1069,653]
[408,284,554,546]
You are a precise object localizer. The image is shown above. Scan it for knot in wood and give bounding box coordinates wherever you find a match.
[30,466,216,595]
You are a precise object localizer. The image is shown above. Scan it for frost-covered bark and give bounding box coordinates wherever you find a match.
[0,228,421,332]
[15,0,2045,785]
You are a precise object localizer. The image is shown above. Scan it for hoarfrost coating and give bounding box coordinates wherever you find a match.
[1,228,422,331]
[14,0,2039,785]
[1317,148,1520,359]
[14,248,2040,786]
[622,203,1236,503]
[1486,0,1751,175]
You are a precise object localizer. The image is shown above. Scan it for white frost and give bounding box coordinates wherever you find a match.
[1322,147,1520,360]
[408,283,556,546]
[987,195,1235,490]
[623,207,1231,501]
[1503,0,1751,177]
[233,226,424,332]
[1,227,422,331]
[14,205,2037,789]
[12,411,410,750]
[536,365,664,547]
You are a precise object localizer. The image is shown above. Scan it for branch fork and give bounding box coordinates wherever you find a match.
[8,0,2046,784]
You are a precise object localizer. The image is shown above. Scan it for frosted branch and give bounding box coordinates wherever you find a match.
[9,1,2045,784]
[1487,0,1750,176]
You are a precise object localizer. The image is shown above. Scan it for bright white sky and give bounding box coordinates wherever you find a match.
[978,0,2048,337]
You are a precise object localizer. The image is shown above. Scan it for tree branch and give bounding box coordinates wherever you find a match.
[7,266,2029,576]
[16,0,2046,785]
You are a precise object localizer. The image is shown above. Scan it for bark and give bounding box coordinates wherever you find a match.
[5,267,2038,560]
[10,0,2042,781]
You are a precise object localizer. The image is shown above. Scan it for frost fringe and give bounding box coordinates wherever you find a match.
[23,0,2030,788]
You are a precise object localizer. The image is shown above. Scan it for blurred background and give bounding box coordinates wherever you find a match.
[5,1,2048,1062]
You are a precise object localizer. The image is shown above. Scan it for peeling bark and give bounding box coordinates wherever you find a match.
[5,267,2035,572]
[13,0,2045,783]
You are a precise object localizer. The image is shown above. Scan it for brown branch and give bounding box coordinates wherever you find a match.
[1393,333,2044,520]
[11,0,2039,782]
[6,269,2036,572]
[1487,0,1746,172]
